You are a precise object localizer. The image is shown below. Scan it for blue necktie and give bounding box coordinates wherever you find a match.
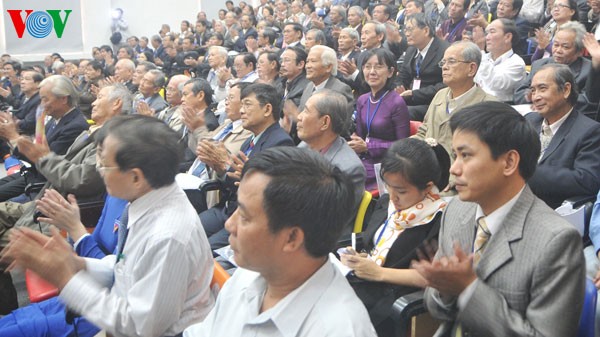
[213,123,234,141]
[45,119,57,139]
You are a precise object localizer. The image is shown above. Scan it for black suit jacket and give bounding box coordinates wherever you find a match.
[14,92,41,136]
[527,110,600,209]
[515,57,599,115]
[221,122,294,214]
[396,37,449,106]
[233,27,258,52]
[350,194,441,326]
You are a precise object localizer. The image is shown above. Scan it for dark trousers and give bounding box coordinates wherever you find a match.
[0,271,18,314]
[199,206,231,254]
[0,173,28,202]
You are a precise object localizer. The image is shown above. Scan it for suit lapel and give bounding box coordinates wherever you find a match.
[421,38,439,70]
[539,111,576,163]
[477,187,533,280]
[446,202,477,254]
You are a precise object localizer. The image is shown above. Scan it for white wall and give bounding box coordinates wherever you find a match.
[0,0,216,63]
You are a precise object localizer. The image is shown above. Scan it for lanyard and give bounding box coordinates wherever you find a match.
[365,90,389,138]
[448,18,465,42]
[374,210,399,248]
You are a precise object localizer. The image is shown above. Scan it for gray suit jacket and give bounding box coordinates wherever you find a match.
[424,186,585,337]
[299,136,366,233]
[298,76,354,111]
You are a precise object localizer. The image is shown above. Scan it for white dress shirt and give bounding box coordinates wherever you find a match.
[475,49,526,102]
[60,183,215,337]
[184,258,377,337]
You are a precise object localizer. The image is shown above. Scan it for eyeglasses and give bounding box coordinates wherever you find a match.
[552,3,571,9]
[96,161,119,174]
[438,58,471,67]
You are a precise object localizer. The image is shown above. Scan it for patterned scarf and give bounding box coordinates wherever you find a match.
[369,187,447,266]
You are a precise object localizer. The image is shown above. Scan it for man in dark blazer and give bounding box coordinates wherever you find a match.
[513,22,600,117]
[280,47,309,109]
[199,83,294,251]
[415,101,585,337]
[13,69,43,136]
[396,13,449,121]
[525,64,600,209]
[233,14,258,53]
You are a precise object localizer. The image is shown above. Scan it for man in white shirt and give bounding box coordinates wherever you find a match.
[414,101,585,337]
[184,146,377,337]
[474,18,526,103]
[1,115,215,337]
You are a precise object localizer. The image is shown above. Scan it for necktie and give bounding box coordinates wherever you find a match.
[45,119,57,139]
[213,122,234,141]
[453,217,491,337]
[415,54,423,78]
[190,159,206,177]
[539,125,553,161]
[244,138,255,156]
[473,216,491,266]
[115,205,130,263]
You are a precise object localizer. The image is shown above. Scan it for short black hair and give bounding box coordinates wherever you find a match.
[185,78,214,106]
[538,63,579,106]
[97,115,183,188]
[380,138,450,191]
[449,102,540,180]
[498,18,519,47]
[406,13,435,37]
[100,45,113,55]
[241,83,281,121]
[286,46,307,66]
[237,52,257,71]
[241,147,354,257]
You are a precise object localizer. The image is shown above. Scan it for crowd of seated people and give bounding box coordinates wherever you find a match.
[1,0,600,335]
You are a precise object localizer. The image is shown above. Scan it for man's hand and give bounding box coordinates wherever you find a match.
[583,33,600,69]
[36,189,87,242]
[16,136,50,163]
[0,227,85,290]
[0,112,20,141]
[216,66,232,87]
[0,86,11,98]
[412,242,477,296]
[197,140,230,174]
[136,101,155,117]
[182,106,206,132]
[227,151,249,182]
[338,58,358,77]
[535,28,551,50]
[467,12,488,29]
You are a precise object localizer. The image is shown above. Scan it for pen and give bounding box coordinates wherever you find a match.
[351,232,356,252]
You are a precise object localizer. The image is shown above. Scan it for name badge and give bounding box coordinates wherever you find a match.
[412,79,421,90]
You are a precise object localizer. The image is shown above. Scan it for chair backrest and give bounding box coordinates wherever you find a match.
[409,121,422,136]
[353,191,373,233]
[578,278,597,337]
[210,259,231,295]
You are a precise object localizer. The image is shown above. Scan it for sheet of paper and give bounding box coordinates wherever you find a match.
[555,203,585,237]
[329,252,353,276]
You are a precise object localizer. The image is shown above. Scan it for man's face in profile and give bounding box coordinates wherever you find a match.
[225,172,287,271]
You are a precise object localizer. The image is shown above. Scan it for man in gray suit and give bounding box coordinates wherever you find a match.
[298,45,354,111]
[414,102,585,337]
[297,90,366,233]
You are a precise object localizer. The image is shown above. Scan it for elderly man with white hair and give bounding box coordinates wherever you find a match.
[298,45,353,111]
[113,58,137,93]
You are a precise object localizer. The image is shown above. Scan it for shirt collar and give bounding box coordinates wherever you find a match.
[416,37,434,59]
[543,107,573,136]
[475,186,525,235]
[244,258,334,337]
[128,182,180,229]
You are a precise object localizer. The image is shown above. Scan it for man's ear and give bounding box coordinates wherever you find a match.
[281,227,305,253]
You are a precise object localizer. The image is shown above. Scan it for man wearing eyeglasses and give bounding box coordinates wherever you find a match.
[396,13,449,121]
[413,41,497,192]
